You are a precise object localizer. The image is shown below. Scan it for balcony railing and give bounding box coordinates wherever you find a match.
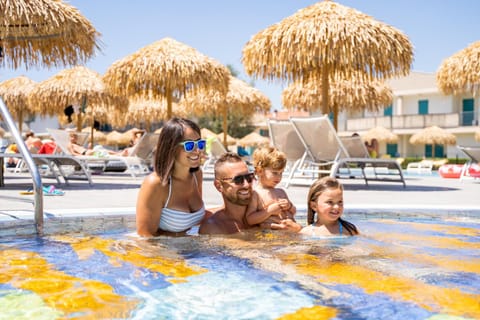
[345,111,479,132]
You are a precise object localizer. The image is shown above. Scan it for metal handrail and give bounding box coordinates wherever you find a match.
[0,97,43,235]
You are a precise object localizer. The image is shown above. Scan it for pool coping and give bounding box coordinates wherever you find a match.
[1,204,479,238]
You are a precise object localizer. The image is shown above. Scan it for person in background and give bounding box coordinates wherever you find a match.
[120,129,145,156]
[25,131,43,153]
[365,138,379,158]
[245,146,297,230]
[136,117,207,237]
[199,152,301,235]
[300,176,358,236]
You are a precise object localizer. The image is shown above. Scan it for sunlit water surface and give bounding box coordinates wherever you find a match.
[1,213,479,319]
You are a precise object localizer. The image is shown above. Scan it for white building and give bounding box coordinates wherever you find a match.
[339,71,479,159]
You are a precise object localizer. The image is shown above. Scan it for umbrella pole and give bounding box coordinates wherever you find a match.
[90,118,94,148]
[333,104,339,131]
[321,68,329,116]
[222,105,227,148]
[18,109,23,133]
[167,89,172,119]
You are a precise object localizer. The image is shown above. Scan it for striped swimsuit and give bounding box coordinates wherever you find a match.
[158,174,205,233]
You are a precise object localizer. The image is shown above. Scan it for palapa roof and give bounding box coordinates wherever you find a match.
[102,37,230,118]
[242,1,413,83]
[237,131,270,148]
[362,126,398,143]
[0,0,101,69]
[281,76,392,113]
[409,126,456,145]
[0,76,37,119]
[184,75,271,116]
[29,66,127,117]
[436,40,480,95]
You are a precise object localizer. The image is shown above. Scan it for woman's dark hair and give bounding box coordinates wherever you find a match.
[154,117,201,185]
[307,176,358,235]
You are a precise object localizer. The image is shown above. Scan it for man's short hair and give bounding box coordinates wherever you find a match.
[214,152,244,178]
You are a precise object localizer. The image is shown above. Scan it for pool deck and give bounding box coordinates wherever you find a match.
[1,169,479,235]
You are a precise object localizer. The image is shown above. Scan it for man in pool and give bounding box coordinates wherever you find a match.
[199,152,301,235]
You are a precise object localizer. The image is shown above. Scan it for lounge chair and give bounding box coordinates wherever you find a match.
[202,137,228,174]
[267,119,306,176]
[47,128,156,178]
[1,152,93,185]
[288,115,406,187]
[406,159,433,174]
[457,146,480,181]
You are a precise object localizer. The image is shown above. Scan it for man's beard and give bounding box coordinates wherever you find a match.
[225,189,251,206]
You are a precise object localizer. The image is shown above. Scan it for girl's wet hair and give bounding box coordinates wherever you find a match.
[154,117,201,185]
[307,176,358,235]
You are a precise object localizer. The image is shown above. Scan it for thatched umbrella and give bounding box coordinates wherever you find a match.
[362,126,398,144]
[105,130,130,148]
[436,40,480,95]
[242,0,412,129]
[281,76,392,127]
[0,76,37,132]
[237,131,270,148]
[201,127,217,139]
[29,66,128,144]
[0,0,101,69]
[217,132,236,146]
[184,75,271,146]
[103,37,230,120]
[81,127,106,145]
[409,126,456,158]
[110,97,188,129]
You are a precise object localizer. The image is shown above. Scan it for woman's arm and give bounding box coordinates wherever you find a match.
[136,173,165,237]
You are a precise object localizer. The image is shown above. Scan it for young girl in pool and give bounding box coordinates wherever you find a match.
[300,176,359,236]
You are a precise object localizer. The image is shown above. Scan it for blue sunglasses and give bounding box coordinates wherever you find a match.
[179,139,206,152]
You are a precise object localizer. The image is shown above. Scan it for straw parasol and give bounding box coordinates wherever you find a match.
[0,0,101,69]
[242,0,412,129]
[436,40,480,95]
[103,37,230,120]
[409,126,456,158]
[105,130,130,147]
[217,132,236,146]
[201,128,217,139]
[110,97,188,129]
[184,75,271,146]
[81,127,106,145]
[29,66,128,144]
[237,131,270,148]
[281,76,393,125]
[0,76,37,132]
[362,126,398,144]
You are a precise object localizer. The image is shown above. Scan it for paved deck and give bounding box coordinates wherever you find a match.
[1,169,479,235]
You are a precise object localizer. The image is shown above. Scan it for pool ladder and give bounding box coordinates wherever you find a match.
[0,97,44,235]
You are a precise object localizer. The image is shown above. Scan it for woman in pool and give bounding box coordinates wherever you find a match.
[136,117,208,237]
[300,176,358,236]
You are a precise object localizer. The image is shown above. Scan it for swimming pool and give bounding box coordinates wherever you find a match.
[1,212,479,319]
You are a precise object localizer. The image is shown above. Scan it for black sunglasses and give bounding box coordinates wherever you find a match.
[221,173,255,185]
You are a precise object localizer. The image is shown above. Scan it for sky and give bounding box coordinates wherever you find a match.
[1,0,480,112]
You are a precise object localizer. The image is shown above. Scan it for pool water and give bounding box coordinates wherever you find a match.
[0,214,479,319]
